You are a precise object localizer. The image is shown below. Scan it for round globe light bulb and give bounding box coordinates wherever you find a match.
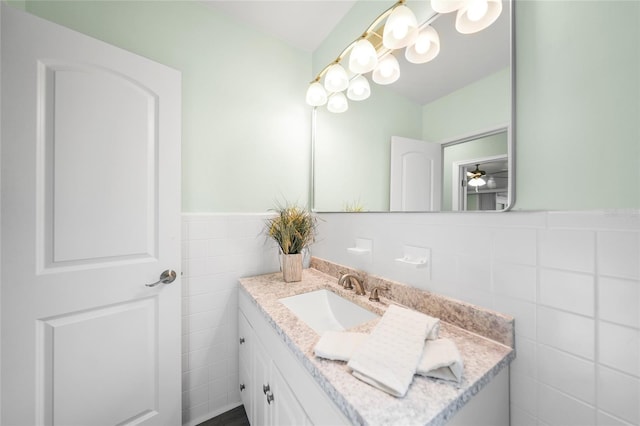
[414,35,431,54]
[393,23,409,40]
[380,62,394,78]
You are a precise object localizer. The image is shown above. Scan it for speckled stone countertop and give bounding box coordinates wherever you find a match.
[238,262,515,426]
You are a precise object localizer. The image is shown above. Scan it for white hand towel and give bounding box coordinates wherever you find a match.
[426,318,440,340]
[347,305,439,397]
[314,331,368,361]
[417,338,464,383]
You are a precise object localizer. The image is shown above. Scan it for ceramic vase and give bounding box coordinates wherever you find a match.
[281,253,303,282]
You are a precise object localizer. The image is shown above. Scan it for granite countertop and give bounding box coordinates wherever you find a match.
[238,266,515,426]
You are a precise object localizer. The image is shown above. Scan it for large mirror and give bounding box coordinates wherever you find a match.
[312,0,513,212]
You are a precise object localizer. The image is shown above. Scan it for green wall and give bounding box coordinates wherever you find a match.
[314,85,422,212]
[21,0,311,212]
[14,0,640,212]
[515,0,639,210]
[422,68,510,143]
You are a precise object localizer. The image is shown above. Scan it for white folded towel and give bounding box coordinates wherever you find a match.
[347,305,439,397]
[417,338,464,383]
[426,319,440,340]
[314,331,368,361]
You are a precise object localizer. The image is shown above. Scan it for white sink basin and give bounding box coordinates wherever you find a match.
[279,289,379,334]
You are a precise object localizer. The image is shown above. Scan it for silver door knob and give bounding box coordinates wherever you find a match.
[146,270,177,287]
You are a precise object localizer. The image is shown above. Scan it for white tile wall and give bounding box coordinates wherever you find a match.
[181,213,279,426]
[180,210,639,425]
[311,210,640,426]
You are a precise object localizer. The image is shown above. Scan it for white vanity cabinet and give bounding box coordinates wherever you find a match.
[240,309,305,425]
[238,290,350,426]
[238,285,510,426]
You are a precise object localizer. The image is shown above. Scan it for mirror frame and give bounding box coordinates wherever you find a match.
[309,0,516,213]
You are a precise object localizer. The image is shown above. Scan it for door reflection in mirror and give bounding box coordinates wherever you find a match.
[443,128,509,211]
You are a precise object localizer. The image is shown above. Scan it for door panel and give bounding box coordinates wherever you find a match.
[389,136,442,211]
[39,299,157,426]
[41,63,158,267]
[1,5,181,425]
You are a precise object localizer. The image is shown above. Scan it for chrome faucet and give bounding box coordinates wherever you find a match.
[338,273,366,296]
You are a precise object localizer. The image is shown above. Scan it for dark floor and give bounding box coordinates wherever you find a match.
[197,405,250,426]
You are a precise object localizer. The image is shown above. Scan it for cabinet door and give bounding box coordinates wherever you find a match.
[238,365,252,421]
[253,339,271,426]
[271,364,311,426]
[238,311,254,424]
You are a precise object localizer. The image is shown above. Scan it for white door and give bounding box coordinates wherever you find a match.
[389,136,442,211]
[1,5,182,426]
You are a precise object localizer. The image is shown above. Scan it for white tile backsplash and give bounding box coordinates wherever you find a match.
[493,227,538,265]
[597,367,640,425]
[537,344,596,404]
[539,229,596,273]
[597,410,633,426]
[598,231,640,280]
[538,383,596,426]
[511,336,537,377]
[511,372,538,415]
[598,277,640,329]
[539,269,595,316]
[182,210,640,425]
[598,322,640,377]
[180,213,278,426]
[492,262,537,302]
[537,306,595,359]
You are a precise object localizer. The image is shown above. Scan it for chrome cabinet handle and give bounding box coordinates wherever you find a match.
[266,392,274,404]
[239,337,245,344]
[239,384,245,392]
[263,384,270,395]
[146,270,177,287]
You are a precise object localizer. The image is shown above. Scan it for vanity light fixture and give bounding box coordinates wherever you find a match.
[305,0,503,112]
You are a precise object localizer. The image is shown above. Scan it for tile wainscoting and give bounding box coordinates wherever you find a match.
[181,210,639,426]
[181,214,279,426]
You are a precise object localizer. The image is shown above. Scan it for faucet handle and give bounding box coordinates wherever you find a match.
[369,286,384,302]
